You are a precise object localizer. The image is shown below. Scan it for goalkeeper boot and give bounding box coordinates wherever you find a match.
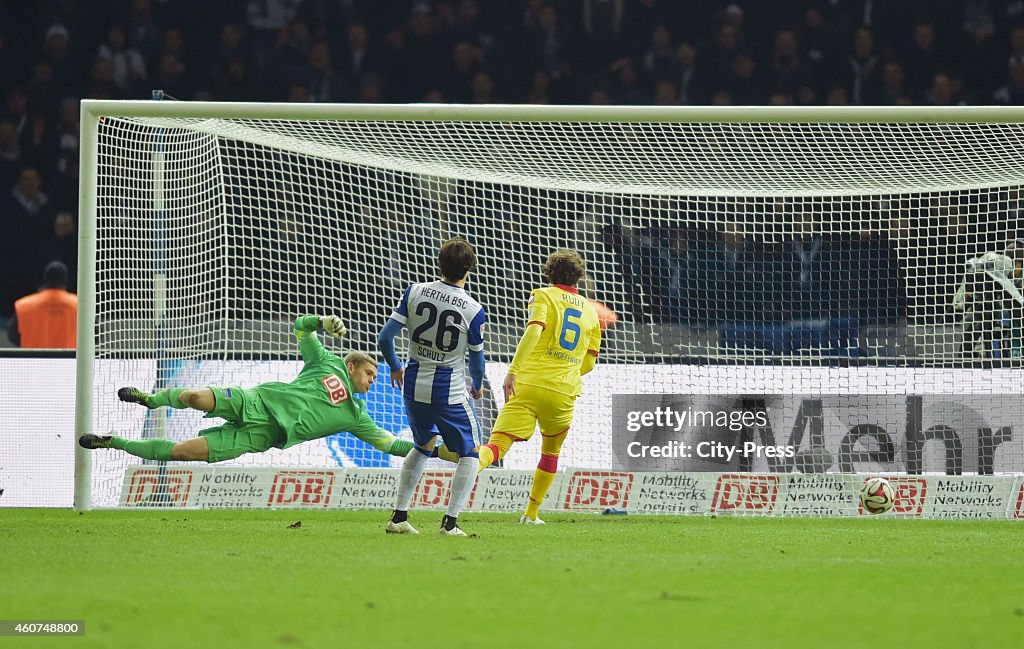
[118,387,154,409]
[439,514,467,537]
[519,514,545,525]
[385,510,419,535]
[79,434,113,449]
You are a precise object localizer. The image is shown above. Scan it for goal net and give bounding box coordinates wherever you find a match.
[77,103,1024,510]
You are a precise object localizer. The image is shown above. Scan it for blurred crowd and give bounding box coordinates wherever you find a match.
[4,0,1024,328]
[597,192,1023,328]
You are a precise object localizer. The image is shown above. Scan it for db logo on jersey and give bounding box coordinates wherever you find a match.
[711,474,780,514]
[565,471,633,510]
[322,374,350,405]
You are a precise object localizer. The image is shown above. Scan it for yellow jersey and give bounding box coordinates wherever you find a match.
[512,285,601,397]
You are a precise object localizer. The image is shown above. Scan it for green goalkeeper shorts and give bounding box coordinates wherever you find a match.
[199,387,284,463]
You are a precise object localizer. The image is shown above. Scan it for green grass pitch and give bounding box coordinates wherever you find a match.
[2,509,1021,648]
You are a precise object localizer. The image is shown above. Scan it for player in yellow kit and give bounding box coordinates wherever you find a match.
[477,249,601,523]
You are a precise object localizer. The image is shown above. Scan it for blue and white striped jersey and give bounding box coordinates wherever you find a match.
[390,280,486,405]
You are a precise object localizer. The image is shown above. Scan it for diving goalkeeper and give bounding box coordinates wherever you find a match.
[79,315,421,463]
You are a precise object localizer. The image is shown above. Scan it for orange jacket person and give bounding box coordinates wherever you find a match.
[7,261,77,349]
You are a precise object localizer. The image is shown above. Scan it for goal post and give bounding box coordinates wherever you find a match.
[76,101,1024,513]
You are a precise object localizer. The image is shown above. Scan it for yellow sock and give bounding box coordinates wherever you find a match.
[435,444,460,463]
[524,469,555,519]
[524,452,559,519]
[477,434,513,471]
[478,445,496,471]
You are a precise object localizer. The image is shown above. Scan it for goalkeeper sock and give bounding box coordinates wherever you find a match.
[395,446,430,511]
[112,437,175,462]
[148,388,187,409]
[524,453,558,520]
[446,456,478,518]
[387,438,414,457]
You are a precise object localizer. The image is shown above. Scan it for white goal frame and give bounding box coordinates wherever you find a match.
[75,101,1024,510]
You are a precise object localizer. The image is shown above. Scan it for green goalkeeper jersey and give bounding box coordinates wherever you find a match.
[253,315,384,449]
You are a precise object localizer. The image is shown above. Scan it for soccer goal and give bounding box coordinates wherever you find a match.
[76,102,1024,515]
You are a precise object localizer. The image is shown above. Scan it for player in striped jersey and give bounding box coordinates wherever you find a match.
[378,238,486,536]
[477,249,601,524]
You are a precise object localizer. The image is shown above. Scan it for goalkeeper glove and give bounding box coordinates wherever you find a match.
[321,315,348,339]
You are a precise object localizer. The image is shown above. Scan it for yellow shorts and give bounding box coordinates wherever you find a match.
[491,382,575,441]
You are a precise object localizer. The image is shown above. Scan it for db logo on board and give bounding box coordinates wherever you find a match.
[1015,484,1024,519]
[123,468,193,507]
[711,474,780,514]
[851,477,926,516]
[887,477,927,516]
[269,471,335,507]
[413,471,478,509]
[564,471,633,510]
